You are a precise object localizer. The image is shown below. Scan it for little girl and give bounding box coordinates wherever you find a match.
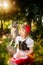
[10,24,34,65]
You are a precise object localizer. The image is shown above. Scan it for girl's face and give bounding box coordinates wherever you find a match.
[19,28,28,38]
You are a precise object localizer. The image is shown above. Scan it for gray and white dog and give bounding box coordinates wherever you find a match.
[7,21,18,56]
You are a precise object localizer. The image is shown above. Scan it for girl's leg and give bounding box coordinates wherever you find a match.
[9,58,17,65]
[9,61,17,65]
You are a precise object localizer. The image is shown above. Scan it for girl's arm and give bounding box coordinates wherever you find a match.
[26,47,33,56]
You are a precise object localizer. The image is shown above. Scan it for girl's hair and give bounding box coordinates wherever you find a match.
[20,24,31,33]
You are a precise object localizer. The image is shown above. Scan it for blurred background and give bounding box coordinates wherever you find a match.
[0,0,43,65]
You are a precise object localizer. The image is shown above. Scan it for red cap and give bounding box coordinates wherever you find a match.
[24,25,31,33]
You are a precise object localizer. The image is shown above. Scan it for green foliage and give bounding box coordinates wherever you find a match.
[0,38,10,65]
[34,35,43,63]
